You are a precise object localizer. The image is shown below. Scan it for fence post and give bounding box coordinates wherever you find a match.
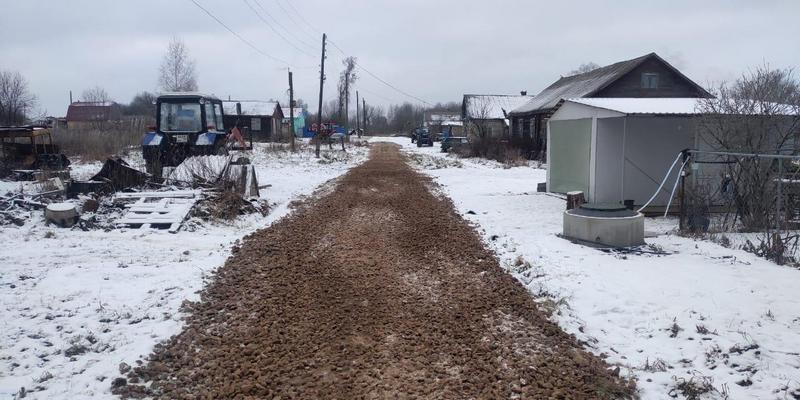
[679,150,689,231]
[777,159,783,232]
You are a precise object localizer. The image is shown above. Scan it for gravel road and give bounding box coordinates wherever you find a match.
[115,143,635,399]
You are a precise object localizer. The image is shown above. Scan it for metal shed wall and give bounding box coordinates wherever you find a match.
[594,117,625,203]
[622,116,695,206]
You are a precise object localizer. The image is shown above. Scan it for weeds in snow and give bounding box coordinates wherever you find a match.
[696,324,717,335]
[667,319,684,338]
[668,373,727,400]
[642,357,670,372]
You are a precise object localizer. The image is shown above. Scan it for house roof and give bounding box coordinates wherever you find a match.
[463,94,532,120]
[510,53,710,116]
[65,102,121,122]
[426,112,461,123]
[222,101,282,117]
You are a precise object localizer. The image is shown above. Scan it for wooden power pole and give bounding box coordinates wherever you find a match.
[288,69,295,152]
[356,90,360,138]
[362,97,367,136]
[315,33,327,158]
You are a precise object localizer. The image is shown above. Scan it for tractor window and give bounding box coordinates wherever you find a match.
[160,102,202,132]
[213,103,224,131]
[204,103,216,130]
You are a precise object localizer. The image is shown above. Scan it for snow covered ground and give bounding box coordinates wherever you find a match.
[379,137,800,400]
[0,140,368,399]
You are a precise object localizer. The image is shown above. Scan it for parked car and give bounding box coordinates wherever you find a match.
[441,136,469,153]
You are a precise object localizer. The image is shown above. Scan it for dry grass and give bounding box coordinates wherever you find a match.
[52,117,150,162]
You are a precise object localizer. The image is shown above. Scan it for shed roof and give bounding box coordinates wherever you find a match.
[222,101,282,117]
[565,98,702,115]
[510,52,710,116]
[560,97,799,116]
[463,94,532,120]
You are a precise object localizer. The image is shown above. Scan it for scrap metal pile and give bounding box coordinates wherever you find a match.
[1,154,262,232]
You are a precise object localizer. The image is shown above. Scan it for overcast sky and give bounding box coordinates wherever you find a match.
[2,0,799,116]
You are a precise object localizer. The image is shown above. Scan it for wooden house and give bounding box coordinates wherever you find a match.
[461,94,532,140]
[65,101,123,129]
[222,100,284,141]
[508,52,711,159]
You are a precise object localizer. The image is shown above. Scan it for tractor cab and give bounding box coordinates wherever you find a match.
[143,93,228,176]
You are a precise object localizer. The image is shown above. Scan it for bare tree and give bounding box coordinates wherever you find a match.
[691,65,800,263]
[81,86,111,103]
[124,91,157,117]
[568,62,600,76]
[388,102,425,133]
[0,69,37,125]
[159,37,198,92]
[337,57,357,127]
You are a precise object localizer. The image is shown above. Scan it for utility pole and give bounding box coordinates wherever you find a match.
[288,69,295,152]
[356,90,360,138]
[362,98,367,136]
[315,33,327,158]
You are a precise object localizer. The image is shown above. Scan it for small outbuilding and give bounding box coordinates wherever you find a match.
[222,100,284,141]
[547,98,707,209]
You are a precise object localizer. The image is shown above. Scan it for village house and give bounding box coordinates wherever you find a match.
[424,111,463,137]
[509,52,711,159]
[461,94,532,140]
[64,101,123,129]
[222,100,284,142]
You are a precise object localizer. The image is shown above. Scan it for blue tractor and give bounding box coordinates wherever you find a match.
[142,93,231,177]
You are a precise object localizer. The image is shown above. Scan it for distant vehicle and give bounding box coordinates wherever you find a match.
[142,93,232,177]
[0,126,70,173]
[441,136,469,153]
[413,127,433,147]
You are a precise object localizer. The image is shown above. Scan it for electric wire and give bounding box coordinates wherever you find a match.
[188,0,293,67]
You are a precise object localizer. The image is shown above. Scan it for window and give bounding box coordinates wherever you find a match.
[642,73,659,89]
[160,102,202,132]
[204,103,217,130]
[251,117,261,131]
[213,103,224,131]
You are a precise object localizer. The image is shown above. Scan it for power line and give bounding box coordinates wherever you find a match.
[243,0,316,58]
[328,40,431,106]
[252,0,319,52]
[276,1,432,106]
[188,0,292,67]
[279,0,323,40]
[272,0,321,45]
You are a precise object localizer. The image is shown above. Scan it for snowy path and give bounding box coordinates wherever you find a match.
[0,142,368,399]
[378,137,800,399]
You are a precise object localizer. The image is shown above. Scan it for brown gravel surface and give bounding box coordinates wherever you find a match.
[114,143,636,399]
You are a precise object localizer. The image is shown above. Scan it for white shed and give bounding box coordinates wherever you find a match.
[546,98,706,209]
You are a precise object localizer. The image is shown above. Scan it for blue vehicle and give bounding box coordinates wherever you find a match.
[413,127,433,147]
[142,93,229,177]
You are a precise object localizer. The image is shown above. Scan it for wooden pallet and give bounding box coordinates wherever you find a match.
[115,191,198,233]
